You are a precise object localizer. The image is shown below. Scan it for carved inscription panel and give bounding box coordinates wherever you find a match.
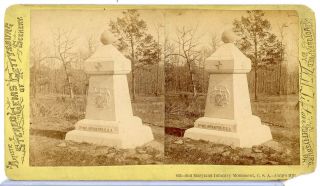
[196,122,236,132]
[77,125,118,133]
[89,87,112,109]
[209,85,230,107]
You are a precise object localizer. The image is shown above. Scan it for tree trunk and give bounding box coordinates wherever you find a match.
[66,74,74,99]
[62,61,74,99]
[191,73,197,98]
[278,47,283,95]
[156,32,160,96]
[131,69,135,101]
[33,61,38,98]
[186,61,197,98]
[131,51,136,100]
[254,68,258,101]
[253,32,258,101]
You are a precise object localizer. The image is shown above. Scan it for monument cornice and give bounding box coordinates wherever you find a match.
[205,43,252,74]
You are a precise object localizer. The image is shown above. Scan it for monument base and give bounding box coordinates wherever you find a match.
[65,117,154,148]
[184,116,272,148]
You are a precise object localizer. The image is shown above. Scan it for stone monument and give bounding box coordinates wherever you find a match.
[184,30,272,148]
[65,31,154,148]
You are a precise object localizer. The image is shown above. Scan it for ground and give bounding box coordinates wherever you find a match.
[30,94,299,166]
[165,134,297,165]
[30,135,163,166]
[165,94,300,165]
[30,95,164,166]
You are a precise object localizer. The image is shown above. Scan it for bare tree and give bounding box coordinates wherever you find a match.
[277,23,288,95]
[163,37,176,91]
[210,33,220,53]
[81,34,98,62]
[51,28,78,99]
[30,40,48,98]
[172,26,201,98]
[79,34,99,100]
[153,23,165,96]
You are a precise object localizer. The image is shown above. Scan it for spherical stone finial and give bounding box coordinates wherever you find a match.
[221,30,236,43]
[100,30,116,45]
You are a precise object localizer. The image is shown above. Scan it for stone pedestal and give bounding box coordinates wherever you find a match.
[65,31,154,148]
[184,31,272,148]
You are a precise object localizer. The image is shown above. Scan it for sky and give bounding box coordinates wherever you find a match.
[31,9,299,71]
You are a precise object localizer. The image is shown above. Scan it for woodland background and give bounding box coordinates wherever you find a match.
[30,10,300,166]
[30,10,298,100]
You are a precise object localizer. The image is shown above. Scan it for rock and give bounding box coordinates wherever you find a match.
[155,153,164,159]
[144,146,156,154]
[198,139,208,144]
[66,141,77,146]
[262,140,284,153]
[56,142,67,147]
[185,145,197,151]
[258,159,269,165]
[107,152,116,158]
[239,148,252,157]
[267,161,279,165]
[231,155,240,162]
[252,147,263,153]
[230,145,238,150]
[144,141,164,152]
[69,146,79,151]
[98,147,111,154]
[174,139,184,145]
[136,148,147,154]
[108,147,117,153]
[269,153,279,161]
[222,151,231,157]
[115,156,125,162]
[139,154,152,160]
[260,145,271,154]
[250,153,266,160]
[284,148,292,155]
[280,153,290,160]
[125,149,136,157]
[212,146,226,154]
[260,108,268,114]
[239,158,254,165]
[253,149,263,153]
[274,109,281,113]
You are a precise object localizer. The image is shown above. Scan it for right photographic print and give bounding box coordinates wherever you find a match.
[164,10,300,165]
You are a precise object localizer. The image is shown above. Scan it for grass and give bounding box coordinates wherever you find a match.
[30,94,164,166]
[165,94,299,128]
[30,93,299,166]
[30,135,164,166]
[164,94,300,165]
[165,135,298,165]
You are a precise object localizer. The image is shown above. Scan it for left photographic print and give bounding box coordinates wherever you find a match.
[29,9,165,166]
